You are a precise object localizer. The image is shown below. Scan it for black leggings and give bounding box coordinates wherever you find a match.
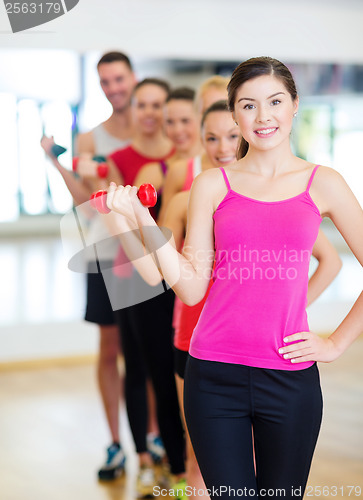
[184,356,323,499]
[115,288,185,475]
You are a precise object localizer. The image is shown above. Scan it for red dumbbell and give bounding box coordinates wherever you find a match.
[90,184,157,214]
[90,190,110,214]
[72,156,109,178]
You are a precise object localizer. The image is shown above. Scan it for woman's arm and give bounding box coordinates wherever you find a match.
[101,209,164,286]
[99,157,160,285]
[307,229,342,307]
[320,169,363,351]
[102,190,189,287]
[162,191,189,251]
[158,159,187,224]
[134,162,164,190]
[107,170,217,305]
[280,167,363,363]
[76,155,123,192]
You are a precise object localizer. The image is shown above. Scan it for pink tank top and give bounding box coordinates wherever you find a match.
[189,165,322,370]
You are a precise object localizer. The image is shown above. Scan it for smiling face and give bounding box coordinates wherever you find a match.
[132,84,169,136]
[98,61,136,112]
[164,99,200,153]
[233,74,298,153]
[202,111,240,168]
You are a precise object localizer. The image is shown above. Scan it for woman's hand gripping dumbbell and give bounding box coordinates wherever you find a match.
[90,184,157,214]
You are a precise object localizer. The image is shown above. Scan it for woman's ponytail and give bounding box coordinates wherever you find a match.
[236,137,249,160]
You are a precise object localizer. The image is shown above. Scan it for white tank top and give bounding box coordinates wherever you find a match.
[193,155,202,178]
[92,124,129,157]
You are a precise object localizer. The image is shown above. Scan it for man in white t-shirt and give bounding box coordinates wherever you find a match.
[42,52,136,480]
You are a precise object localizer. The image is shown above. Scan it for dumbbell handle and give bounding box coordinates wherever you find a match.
[73,157,109,178]
[90,184,157,214]
[51,144,67,158]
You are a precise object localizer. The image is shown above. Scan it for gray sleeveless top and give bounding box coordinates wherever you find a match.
[92,123,129,157]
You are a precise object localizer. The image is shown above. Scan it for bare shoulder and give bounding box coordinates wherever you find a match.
[165,191,189,224]
[192,166,224,188]
[135,162,163,188]
[161,158,188,197]
[192,166,227,190]
[190,167,227,211]
[315,165,343,179]
[168,190,190,211]
[142,161,160,169]
[311,165,360,217]
[76,131,95,155]
[139,162,160,175]
[167,158,188,179]
[314,165,351,192]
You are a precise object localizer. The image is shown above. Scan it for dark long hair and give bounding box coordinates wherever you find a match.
[227,57,298,160]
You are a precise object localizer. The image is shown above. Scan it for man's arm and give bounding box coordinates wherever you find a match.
[40,135,91,205]
[77,131,96,156]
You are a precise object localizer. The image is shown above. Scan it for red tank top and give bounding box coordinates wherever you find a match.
[111,145,174,278]
[109,144,174,185]
[173,155,211,352]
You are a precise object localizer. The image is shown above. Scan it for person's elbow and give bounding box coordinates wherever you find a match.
[147,273,164,287]
[182,295,201,307]
[141,266,164,288]
[174,285,207,307]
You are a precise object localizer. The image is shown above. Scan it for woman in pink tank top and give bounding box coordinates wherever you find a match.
[165,100,342,499]
[168,100,341,374]
[105,57,363,500]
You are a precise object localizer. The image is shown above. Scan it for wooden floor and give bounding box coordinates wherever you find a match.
[0,342,362,500]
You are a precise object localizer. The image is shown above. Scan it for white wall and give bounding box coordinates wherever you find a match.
[1,0,363,63]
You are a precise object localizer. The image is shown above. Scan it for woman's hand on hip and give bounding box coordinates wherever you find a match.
[278,332,342,364]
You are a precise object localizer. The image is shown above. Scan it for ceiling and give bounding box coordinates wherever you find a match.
[1,0,363,64]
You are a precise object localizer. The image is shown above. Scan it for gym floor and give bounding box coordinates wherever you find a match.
[0,343,362,500]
